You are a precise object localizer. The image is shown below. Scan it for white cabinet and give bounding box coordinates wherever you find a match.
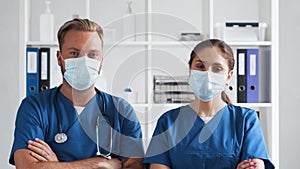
[19,0,279,167]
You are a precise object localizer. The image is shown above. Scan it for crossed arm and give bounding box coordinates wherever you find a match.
[148,159,265,169]
[14,138,143,169]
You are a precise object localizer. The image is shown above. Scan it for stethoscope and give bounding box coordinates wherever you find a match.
[54,85,112,159]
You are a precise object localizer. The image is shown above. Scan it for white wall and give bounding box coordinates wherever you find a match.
[0,0,300,168]
[279,0,300,168]
[0,0,20,168]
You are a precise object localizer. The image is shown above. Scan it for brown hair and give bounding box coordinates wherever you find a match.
[188,39,235,104]
[57,18,104,51]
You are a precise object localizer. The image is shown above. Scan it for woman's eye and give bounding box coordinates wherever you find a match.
[212,66,223,72]
[196,64,205,70]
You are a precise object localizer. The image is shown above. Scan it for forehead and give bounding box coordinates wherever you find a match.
[62,30,102,50]
[193,47,227,64]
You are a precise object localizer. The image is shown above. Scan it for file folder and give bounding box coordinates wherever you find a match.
[237,49,247,103]
[39,48,50,91]
[246,48,259,103]
[26,48,40,96]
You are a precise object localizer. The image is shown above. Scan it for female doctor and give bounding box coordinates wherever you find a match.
[144,39,274,169]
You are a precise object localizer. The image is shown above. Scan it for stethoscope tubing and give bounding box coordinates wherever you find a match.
[54,86,112,158]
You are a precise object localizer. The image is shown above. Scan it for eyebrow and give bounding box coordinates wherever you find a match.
[212,63,225,66]
[66,48,101,53]
[194,58,206,64]
[67,47,80,51]
[88,49,101,52]
[194,59,226,66]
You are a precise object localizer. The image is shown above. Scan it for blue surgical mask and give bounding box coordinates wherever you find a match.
[188,70,226,102]
[63,56,101,91]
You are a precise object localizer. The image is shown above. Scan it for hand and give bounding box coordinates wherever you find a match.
[106,158,122,169]
[28,138,59,162]
[96,158,122,169]
[237,159,257,169]
[122,157,144,169]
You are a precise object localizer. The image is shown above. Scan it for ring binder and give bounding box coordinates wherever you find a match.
[26,48,40,96]
[39,48,50,92]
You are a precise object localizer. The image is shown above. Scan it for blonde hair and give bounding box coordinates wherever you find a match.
[57,18,104,50]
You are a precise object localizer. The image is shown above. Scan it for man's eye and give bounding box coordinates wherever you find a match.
[87,52,102,60]
[88,53,97,58]
[70,51,79,56]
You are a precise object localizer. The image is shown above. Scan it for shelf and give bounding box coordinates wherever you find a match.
[27,40,271,48]
[235,103,272,108]
[105,41,198,47]
[105,41,271,47]
[132,103,187,109]
[132,102,272,109]
[26,41,58,47]
[106,41,149,46]
[21,0,279,166]
[227,41,272,46]
[149,41,198,46]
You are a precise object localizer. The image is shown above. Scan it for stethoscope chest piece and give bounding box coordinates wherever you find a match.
[55,133,68,143]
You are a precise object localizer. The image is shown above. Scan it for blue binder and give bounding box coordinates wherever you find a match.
[26,48,40,96]
[246,48,259,103]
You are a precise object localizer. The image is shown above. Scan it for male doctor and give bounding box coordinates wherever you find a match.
[9,18,144,169]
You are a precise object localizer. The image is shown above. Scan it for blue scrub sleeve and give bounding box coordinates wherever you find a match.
[9,97,45,165]
[240,110,275,169]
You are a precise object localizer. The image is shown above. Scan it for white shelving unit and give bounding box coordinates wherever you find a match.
[19,0,279,167]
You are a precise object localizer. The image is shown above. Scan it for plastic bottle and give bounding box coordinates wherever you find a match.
[40,0,54,42]
[122,0,136,41]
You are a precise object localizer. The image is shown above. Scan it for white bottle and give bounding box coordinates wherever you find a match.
[123,0,136,41]
[40,0,54,42]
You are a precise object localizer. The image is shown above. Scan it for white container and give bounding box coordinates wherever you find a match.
[258,23,267,41]
[40,0,54,42]
[214,22,267,41]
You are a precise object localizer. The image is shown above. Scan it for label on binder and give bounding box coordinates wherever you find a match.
[27,52,37,73]
[41,52,48,80]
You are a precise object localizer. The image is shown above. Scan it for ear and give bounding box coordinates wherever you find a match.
[225,70,234,85]
[98,57,104,74]
[57,50,62,67]
[98,64,102,74]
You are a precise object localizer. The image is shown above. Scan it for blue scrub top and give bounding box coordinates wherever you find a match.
[9,87,144,165]
[144,104,274,169]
